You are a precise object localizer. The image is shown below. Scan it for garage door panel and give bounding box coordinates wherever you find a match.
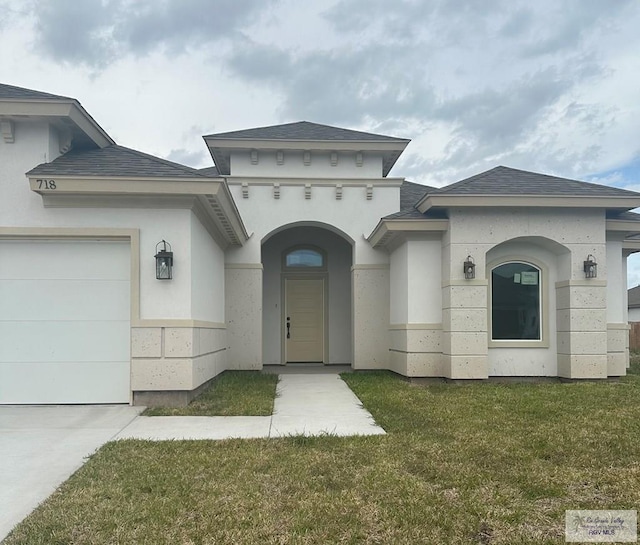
[0,280,130,321]
[0,321,130,363]
[0,240,129,281]
[0,361,130,404]
[0,240,131,404]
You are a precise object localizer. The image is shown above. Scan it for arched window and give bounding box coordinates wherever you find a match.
[491,261,541,341]
[284,247,325,269]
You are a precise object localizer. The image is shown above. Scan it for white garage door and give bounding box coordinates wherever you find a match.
[0,240,130,404]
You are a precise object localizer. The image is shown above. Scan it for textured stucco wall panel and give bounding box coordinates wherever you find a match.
[353,268,389,368]
[488,348,557,376]
[191,350,226,388]
[556,285,607,310]
[164,327,198,358]
[448,355,488,379]
[225,267,262,369]
[131,358,192,390]
[557,331,607,355]
[443,308,487,333]
[558,354,607,378]
[131,328,162,358]
[443,331,487,356]
[556,309,606,332]
[442,284,488,309]
[389,328,442,352]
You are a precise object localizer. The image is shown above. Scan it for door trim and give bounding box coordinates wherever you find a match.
[281,272,329,364]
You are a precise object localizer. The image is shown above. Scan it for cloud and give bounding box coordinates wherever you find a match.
[30,0,270,67]
[165,148,208,168]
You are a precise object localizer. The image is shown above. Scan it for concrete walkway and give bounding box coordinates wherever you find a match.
[116,373,385,440]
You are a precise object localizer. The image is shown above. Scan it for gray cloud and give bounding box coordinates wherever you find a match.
[31,0,270,66]
[165,148,208,168]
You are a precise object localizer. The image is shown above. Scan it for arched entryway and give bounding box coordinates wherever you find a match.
[261,223,354,365]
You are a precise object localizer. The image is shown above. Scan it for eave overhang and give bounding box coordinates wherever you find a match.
[0,98,114,149]
[203,137,410,178]
[27,174,249,248]
[416,194,640,213]
[368,218,449,249]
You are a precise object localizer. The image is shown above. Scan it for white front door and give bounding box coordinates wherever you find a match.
[0,240,131,404]
[285,278,324,362]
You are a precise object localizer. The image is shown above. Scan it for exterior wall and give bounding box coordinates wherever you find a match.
[352,265,389,369]
[225,264,262,369]
[1,121,231,402]
[389,236,443,376]
[230,150,383,178]
[443,207,609,379]
[224,173,398,369]
[606,236,629,375]
[261,226,352,365]
[629,308,640,321]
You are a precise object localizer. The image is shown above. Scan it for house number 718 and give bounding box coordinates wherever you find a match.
[37,179,56,189]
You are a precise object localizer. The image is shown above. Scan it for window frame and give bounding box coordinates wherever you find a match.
[488,257,549,348]
[282,245,327,272]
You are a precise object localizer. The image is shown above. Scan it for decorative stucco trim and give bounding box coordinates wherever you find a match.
[417,194,640,213]
[351,264,389,271]
[226,176,405,187]
[606,219,640,232]
[368,219,449,248]
[389,323,443,330]
[134,320,226,329]
[442,279,489,287]
[607,322,630,330]
[555,279,607,288]
[0,99,114,147]
[225,263,264,269]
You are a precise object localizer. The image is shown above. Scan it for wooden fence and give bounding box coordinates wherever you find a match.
[630,322,640,351]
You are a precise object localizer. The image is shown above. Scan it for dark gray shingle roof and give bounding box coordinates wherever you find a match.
[27,145,208,179]
[607,210,640,222]
[205,121,409,142]
[382,180,441,220]
[0,83,73,101]
[198,166,220,177]
[434,166,640,198]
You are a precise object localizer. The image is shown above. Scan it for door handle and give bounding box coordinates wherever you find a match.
[286,316,291,339]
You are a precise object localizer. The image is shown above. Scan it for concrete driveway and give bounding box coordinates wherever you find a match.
[0,405,142,542]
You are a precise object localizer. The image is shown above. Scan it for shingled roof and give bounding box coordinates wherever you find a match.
[27,145,209,179]
[433,166,640,198]
[629,285,640,309]
[204,121,408,142]
[0,83,73,101]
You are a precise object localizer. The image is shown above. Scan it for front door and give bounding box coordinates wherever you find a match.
[285,278,324,362]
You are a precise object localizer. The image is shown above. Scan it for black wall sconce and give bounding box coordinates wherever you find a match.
[155,240,173,280]
[464,255,476,280]
[583,254,597,279]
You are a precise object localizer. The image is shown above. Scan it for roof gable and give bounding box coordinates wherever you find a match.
[204,121,408,142]
[27,145,209,179]
[203,121,410,177]
[0,83,73,101]
[435,166,640,198]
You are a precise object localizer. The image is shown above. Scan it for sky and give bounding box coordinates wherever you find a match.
[2,0,640,283]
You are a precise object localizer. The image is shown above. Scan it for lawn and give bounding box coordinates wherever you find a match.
[142,371,278,416]
[5,363,640,544]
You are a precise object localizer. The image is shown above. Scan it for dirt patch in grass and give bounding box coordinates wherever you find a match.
[6,371,640,544]
[142,371,278,416]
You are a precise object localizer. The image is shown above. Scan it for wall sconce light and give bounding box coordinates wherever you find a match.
[583,254,597,279]
[464,255,476,280]
[155,240,173,280]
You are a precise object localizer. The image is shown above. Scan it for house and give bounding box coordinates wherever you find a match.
[628,286,640,322]
[2,83,640,406]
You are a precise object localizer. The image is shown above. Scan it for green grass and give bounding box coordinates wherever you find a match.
[142,371,278,416]
[6,369,640,544]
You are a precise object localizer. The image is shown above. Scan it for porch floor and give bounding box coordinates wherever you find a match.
[116,371,384,440]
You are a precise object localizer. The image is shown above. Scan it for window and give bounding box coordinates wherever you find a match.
[491,261,541,341]
[284,248,324,268]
